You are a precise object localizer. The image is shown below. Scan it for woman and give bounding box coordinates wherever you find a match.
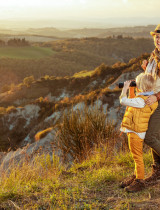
[142,24,160,184]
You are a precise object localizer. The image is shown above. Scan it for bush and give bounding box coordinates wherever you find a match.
[56,106,120,162]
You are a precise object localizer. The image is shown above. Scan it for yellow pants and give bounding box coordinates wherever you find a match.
[127,133,144,179]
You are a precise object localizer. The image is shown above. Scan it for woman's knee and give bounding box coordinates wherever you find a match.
[145,137,159,148]
[144,133,157,146]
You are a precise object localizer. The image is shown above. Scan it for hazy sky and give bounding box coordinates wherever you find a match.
[0,0,159,28]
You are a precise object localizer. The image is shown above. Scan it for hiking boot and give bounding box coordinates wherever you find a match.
[125,179,145,193]
[144,164,160,185]
[119,175,136,188]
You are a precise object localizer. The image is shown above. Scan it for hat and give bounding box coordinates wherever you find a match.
[150,24,160,36]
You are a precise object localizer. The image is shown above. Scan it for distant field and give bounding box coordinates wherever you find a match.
[0,46,55,59]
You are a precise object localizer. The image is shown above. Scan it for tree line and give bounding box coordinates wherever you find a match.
[0,38,29,47]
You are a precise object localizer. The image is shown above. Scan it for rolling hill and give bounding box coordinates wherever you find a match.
[0,25,156,39]
[0,36,155,91]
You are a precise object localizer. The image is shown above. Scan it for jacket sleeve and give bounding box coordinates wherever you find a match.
[120,96,145,108]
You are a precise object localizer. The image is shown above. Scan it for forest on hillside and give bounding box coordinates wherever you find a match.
[0,36,154,91]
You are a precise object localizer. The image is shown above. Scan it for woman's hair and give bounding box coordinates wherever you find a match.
[136,73,155,92]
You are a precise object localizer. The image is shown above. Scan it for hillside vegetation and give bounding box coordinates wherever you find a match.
[0,104,156,209]
[0,37,154,90]
[0,142,158,209]
[0,53,148,107]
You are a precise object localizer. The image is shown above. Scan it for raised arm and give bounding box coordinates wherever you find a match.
[120,81,145,108]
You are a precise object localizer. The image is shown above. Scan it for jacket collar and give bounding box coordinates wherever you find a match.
[138,91,154,96]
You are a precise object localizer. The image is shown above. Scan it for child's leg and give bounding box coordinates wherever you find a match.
[128,133,144,179]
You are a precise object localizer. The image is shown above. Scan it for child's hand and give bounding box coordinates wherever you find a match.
[123,81,131,90]
[121,81,132,97]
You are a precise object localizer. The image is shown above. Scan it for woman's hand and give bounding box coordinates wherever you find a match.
[145,95,157,106]
[141,60,148,71]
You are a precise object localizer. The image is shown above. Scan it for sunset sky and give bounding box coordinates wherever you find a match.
[0,0,159,28]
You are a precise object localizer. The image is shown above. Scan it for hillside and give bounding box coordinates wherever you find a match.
[0,53,158,209]
[0,53,148,150]
[0,37,154,90]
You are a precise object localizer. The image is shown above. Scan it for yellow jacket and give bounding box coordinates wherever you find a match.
[121,95,158,133]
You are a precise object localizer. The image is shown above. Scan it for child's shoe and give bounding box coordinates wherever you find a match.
[125,179,145,193]
[119,174,136,188]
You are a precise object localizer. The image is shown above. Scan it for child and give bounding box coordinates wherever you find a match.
[119,73,158,193]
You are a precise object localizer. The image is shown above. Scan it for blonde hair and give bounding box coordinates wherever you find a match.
[136,73,155,92]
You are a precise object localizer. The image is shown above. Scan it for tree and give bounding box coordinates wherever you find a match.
[117,35,123,39]
[7,38,29,46]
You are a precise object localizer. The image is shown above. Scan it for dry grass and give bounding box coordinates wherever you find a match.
[35,127,53,141]
[0,146,157,209]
